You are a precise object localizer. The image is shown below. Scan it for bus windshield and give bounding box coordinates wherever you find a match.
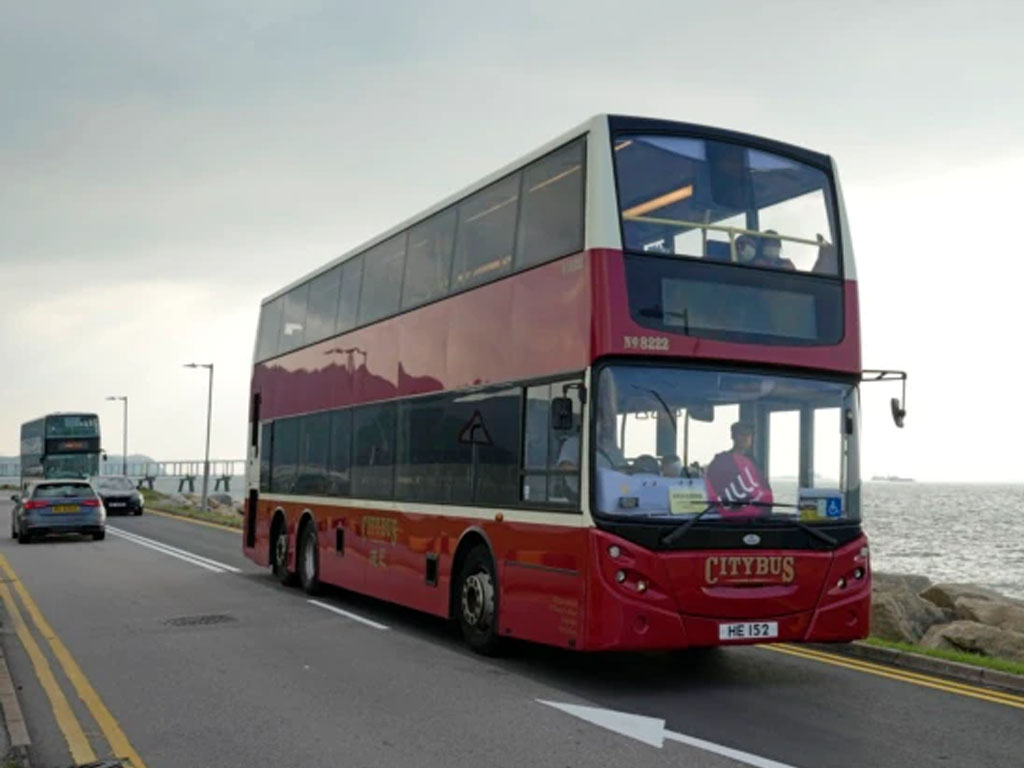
[592,365,860,523]
[44,454,100,479]
[614,134,839,275]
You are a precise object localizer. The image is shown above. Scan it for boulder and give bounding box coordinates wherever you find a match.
[210,493,234,506]
[919,583,1019,611]
[919,620,1024,662]
[873,571,933,596]
[870,588,947,643]
[955,597,1024,634]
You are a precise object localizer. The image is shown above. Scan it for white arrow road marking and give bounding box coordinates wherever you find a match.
[107,527,241,573]
[308,599,389,630]
[537,700,798,768]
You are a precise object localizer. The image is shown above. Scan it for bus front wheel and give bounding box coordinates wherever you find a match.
[457,546,502,655]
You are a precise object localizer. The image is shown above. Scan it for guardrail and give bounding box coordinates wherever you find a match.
[0,459,247,493]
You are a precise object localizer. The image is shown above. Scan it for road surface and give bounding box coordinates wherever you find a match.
[0,498,1020,768]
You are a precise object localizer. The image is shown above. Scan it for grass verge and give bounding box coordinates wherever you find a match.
[140,489,243,529]
[864,636,1024,677]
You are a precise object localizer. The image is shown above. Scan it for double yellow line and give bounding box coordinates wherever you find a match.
[0,553,147,767]
[764,643,1024,711]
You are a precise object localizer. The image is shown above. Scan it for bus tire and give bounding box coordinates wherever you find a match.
[457,546,502,655]
[272,519,297,587]
[298,522,322,596]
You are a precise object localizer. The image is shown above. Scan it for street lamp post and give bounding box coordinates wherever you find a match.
[184,363,214,513]
[105,396,128,476]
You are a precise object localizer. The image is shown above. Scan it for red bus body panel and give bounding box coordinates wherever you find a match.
[245,247,868,651]
[245,498,868,650]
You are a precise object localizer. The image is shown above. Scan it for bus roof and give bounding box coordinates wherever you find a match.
[260,114,836,306]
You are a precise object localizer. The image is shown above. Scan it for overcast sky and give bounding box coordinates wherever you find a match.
[2,1,1022,481]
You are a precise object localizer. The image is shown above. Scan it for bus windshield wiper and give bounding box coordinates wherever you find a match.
[660,500,748,546]
[661,501,837,547]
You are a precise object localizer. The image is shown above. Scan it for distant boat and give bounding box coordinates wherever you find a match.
[870,475,915,482]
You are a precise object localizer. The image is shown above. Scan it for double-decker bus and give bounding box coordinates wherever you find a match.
[244,114,894,653]
[20,413,102,490]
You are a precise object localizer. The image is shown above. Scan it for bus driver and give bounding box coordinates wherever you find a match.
[705,421,773,516]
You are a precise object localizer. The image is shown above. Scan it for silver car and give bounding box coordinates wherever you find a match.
[10,480,107,543]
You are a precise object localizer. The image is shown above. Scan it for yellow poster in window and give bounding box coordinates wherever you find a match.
[669,481,708,515]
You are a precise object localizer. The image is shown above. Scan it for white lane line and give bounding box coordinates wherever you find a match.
[107,527,241,573]
[109,527,242,572]
[308,599,389,630]
[106,529,225,573]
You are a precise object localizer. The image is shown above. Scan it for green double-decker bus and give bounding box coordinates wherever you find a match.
[19,413,102,490]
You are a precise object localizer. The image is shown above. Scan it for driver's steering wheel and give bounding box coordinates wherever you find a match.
[631,454,661,475]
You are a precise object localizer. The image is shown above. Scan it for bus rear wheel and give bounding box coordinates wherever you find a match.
[272,521,297,587]
[298,524,322,596]
[457,546,502,655]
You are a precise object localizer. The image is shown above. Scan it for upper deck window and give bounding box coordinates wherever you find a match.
[45,415,99,437]
[614,135,839,275]
[305,266,342,342]
[451,172,521,292]
[402,209,456,310]
[279,283,310,353]
[515,139,586,270]
[358,234,407,325]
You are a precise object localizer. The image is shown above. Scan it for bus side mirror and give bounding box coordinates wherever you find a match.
[891,397,906,429]
[862,369,908,430]
[551,397,574,431]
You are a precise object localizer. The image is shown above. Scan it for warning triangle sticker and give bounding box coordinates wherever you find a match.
[458,410,493,446]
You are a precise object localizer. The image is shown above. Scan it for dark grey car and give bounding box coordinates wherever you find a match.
[90,476,144,516]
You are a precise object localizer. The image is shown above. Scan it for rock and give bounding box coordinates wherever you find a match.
[167,493,188,505]
[870,587,947,643]
[955,597,1024,634]
[872,571,933,596]
[206,498,222,510]
[919,620,1024,662]
[919,583,1019,611]
[210,493,234,506]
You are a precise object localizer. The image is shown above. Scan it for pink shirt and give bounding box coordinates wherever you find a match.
[705,450,773,517]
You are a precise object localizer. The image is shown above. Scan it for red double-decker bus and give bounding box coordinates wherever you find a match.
[244,114,889,653]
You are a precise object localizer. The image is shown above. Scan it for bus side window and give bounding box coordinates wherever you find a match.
[521,380,581,506]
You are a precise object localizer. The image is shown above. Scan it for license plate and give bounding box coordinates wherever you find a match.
[718,621,778,641]
[52,505,79,514]
[108,502,124,507]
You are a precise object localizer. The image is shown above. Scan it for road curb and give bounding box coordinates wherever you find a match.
[0,638,32,767]
[146,506,242,532]
[813,641,1024,695]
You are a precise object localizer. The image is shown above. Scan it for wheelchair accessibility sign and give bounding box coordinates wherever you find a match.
[825,496,843,518]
